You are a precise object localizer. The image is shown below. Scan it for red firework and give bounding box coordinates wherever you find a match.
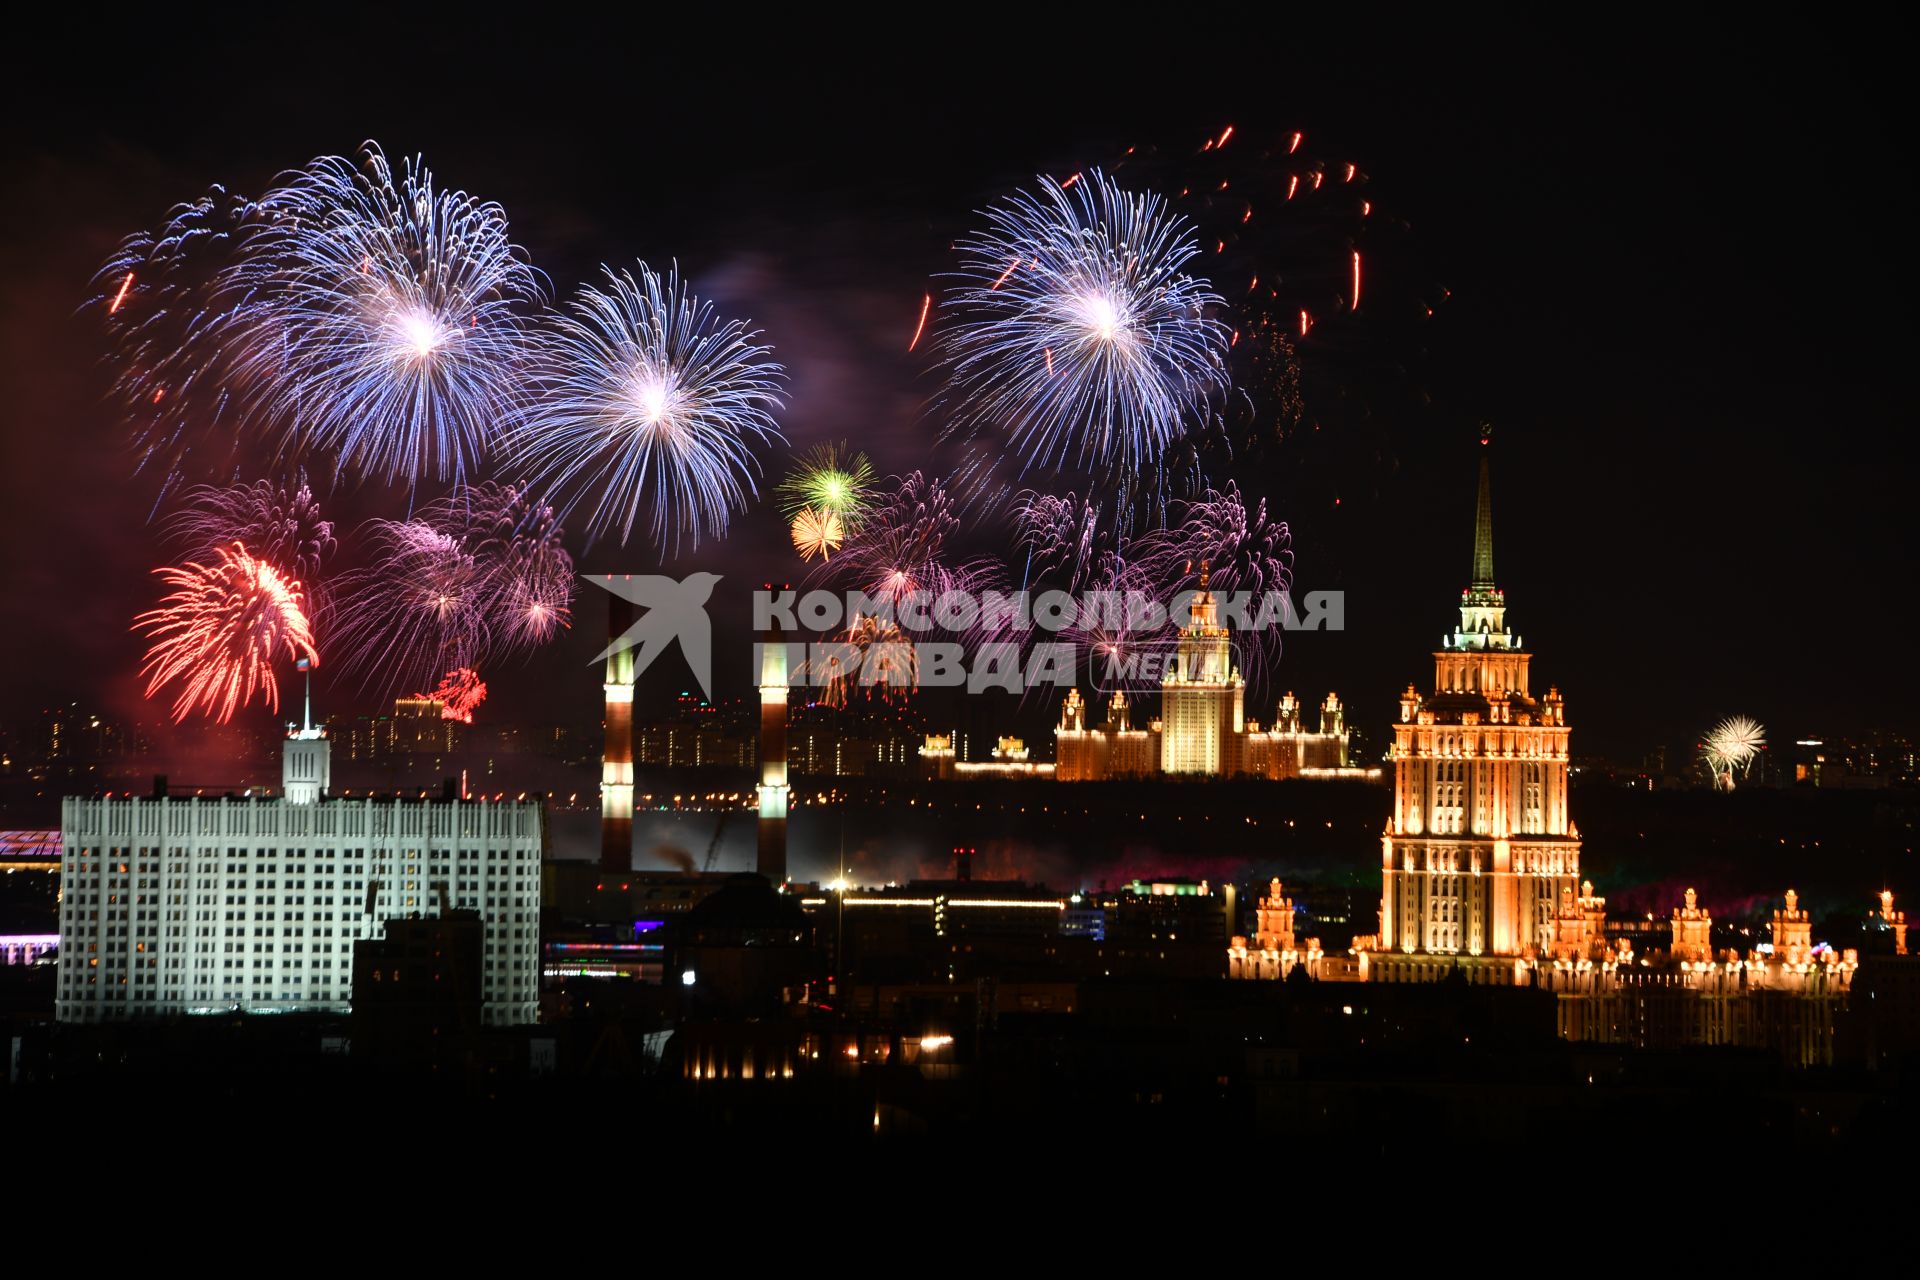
[423,667,488,723]
[134,544,318,723]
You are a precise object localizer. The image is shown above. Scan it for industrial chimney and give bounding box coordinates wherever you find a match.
[756,584,791,884]
[601,587,635,870]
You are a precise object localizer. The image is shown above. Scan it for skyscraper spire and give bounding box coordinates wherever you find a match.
[1448,432,1517,652]
[1472,434,1495,591]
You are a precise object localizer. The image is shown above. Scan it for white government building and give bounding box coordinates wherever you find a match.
[57,699,541,1025]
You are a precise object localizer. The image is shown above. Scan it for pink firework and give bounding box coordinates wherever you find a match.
[332,519,489,696]
[134,544,318,723]
[423,482,575,655]
[825,471,995,608]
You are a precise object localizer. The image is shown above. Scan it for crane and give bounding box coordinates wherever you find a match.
[702,807,731,872]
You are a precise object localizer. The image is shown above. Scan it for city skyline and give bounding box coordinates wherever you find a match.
[1,29,1911,762]
[9,21,1920,1159]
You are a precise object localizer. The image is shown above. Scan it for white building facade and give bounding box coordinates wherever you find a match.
[58,727,541,1025]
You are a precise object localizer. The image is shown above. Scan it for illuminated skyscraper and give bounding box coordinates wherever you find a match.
[1371,442,1579,969]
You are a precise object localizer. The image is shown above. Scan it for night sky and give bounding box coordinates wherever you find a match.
[2,23,1910,762]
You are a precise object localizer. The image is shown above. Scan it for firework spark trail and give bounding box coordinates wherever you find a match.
[421,667,488,723]
[134,545,317,723]
[426,482,576,656]
[907,292,931,352]
[936,170,1230,483]
[89,185,267,493]
[1701,716,1766,790]
[167,477,337,609]
[1135,481,1294,683]
[513,262,785,551]
[775,441,875,525]
[330,519,490,697]
[223,142,545,488]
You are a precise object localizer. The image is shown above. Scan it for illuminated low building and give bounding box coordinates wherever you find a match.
[57,710,541,1025]
[1054,680,1358,782]
[1530,885,1859,1068]
[1228,878,1324,981]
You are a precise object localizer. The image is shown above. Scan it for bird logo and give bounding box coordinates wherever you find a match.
[584,573,721,700]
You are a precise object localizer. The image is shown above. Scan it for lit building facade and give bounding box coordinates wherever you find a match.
[57,721,541,1026]
[1052,572,1358,782]
[1224,444,1870,1067]
[1366,446,1578,973]
[1159,563,1244,774]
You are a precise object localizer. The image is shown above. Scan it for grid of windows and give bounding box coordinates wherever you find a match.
[58,796,541,1026]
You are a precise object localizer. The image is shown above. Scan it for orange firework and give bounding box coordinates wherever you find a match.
[790,506,843,562]
[135,544,317,723]
[821,613,917,708]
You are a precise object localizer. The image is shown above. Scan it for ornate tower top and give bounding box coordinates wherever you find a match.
[1448,437,1519,652]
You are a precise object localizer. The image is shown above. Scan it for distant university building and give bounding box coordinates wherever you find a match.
[1053,564,1360,782]
[57,706,541,1025]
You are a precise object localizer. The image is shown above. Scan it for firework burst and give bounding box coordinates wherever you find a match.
[426,482,575,656]
[1136,482,1293,683]
[515,262,785,551]
[825,471,994,607]
[167,476,337,609]
[790,507,844,562]
[89,185,268,494]
[331,519,489,696]
[1105,123,1438,504]
[134,545,317,723]
[815,614,919,709]
[776,441,875,525]
[1139,482,1294,601]
[936,169,1229,483]
[422,667,488,724]
[1701,716,1766,790]
[224,142,545,487]
[1015,490,1109,593]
